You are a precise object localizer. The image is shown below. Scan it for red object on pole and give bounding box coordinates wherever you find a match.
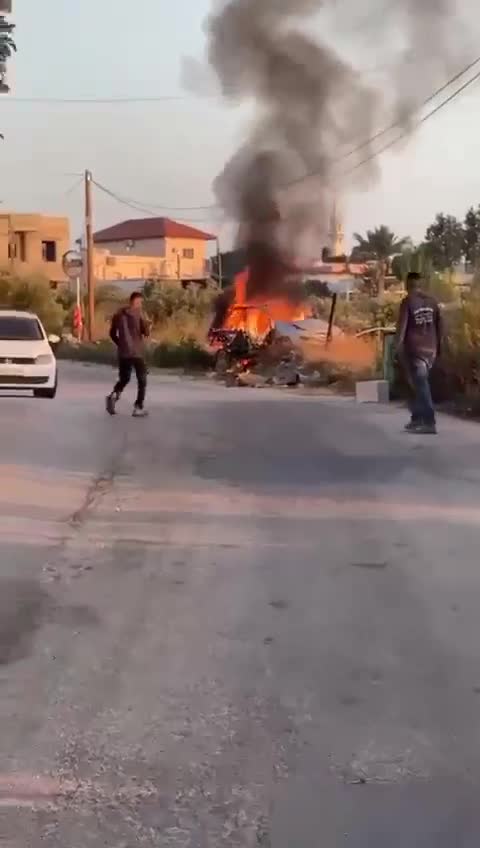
[73,305,83,340]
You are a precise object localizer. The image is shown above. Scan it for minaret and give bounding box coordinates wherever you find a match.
[328,200,345,258]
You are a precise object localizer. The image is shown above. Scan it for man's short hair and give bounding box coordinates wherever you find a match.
[129,291,143,303]
[406,272,421,284]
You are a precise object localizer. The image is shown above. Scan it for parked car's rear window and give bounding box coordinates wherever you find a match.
[0,316,43,341]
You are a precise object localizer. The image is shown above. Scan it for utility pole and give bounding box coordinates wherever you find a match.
[216,237,223,289]
[85,169,95,341]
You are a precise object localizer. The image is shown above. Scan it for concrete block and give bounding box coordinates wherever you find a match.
[355,379,390,404]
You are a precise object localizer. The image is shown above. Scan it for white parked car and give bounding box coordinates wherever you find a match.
[0,310,59,398]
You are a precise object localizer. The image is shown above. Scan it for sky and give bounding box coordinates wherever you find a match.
[1,0,480,251]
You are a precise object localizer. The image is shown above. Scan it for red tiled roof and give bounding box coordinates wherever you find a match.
[94,217,216,243]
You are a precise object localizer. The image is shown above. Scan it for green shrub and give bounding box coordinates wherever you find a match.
[0,273,66,333]
[144,280,216,327]
[151,339,214,370]
[57,340,117,365]
[58,338,214,372]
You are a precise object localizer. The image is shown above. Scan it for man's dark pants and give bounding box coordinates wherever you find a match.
[407,356,435,426]
[114,357,147,409]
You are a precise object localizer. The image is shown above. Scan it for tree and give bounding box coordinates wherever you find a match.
[464,206,480,268]
[391,244,434,283]
[0,14,16,94]
[352,226,409,296]
[424,213,464,271]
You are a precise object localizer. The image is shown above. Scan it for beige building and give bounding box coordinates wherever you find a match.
[0,212,70,284]
[93,217,216,282]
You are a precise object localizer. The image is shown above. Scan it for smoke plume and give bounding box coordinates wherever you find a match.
[205,0,464,269]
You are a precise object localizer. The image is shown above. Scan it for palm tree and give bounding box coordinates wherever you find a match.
[0,14,16,94]
[352,226,409,296]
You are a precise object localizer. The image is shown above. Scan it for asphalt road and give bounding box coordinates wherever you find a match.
[2,363,480,846]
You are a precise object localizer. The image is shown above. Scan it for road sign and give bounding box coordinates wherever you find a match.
[62,250,83,280]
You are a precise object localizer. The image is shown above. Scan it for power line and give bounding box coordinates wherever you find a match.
[3,94,195,104]
[343,65,480,178]
[92,179,218,224]
[93,181,217,212]
[64,175,84,196]
[342,53,480,163]
[286,53,480,188]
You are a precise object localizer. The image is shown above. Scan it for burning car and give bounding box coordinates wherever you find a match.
[208,260,339,385]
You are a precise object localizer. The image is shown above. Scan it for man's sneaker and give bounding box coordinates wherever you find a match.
[132,406,149,418]
[404,420,420,432]
[415,423,437,435]
[106,393,117,416]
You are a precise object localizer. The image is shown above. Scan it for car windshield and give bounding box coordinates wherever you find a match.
[0,316,43,341]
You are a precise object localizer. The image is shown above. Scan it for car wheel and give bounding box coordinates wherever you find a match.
[34,373,58,399]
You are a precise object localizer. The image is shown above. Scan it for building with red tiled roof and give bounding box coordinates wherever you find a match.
[94,217,215,246]
[93,217,216,283]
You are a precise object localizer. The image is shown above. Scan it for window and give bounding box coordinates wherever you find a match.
[0,316,43,341]
[42,240,57,263]
[19,232,27,262]
[183,248,194,259]
[8,242,16,259]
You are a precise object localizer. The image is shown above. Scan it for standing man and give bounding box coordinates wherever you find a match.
[396,271,443,435]
[106,291,150,417]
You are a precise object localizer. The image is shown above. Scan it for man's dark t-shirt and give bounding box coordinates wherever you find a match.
[110,307,149,359]
[396,291,443,364]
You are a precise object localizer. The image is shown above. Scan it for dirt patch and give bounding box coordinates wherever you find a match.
[0,579,51,665]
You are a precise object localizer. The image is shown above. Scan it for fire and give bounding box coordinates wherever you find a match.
[221,268,311,340]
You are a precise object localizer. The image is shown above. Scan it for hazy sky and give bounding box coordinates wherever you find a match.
[2,0,480,250]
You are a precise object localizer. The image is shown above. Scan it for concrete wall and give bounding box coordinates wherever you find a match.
[164,236,208,279]
[0,213,70,283]
[93,251,165,282]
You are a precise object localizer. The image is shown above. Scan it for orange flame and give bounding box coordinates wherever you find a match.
[222,269,311,339]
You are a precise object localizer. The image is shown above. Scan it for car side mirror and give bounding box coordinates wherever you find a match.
[48,334,60,346]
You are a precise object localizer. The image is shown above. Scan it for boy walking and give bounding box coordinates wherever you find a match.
[106,291,150,417]
[396,272,443,435]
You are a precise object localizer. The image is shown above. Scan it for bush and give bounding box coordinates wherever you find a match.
[57,340,117,365]
[0,273,66,333]
[143,280,216,328]
[151,339,214,370]
[58,338,214,372]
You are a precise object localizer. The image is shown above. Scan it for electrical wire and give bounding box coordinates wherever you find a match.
[342,53,480,162]
[93,179,219,224]
[93,181,217,212]
[3,95,194,104]
[343,65,480,178]
[64,175,84,196]
[94,59,480,221]
[285,53,480,188]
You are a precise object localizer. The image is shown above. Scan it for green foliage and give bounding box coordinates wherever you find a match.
[95,284,124,307]
[58,338,214,372]
[352,226,409,262]
[464,206,480,266]
[57,340,117,365]
[151,340,214,370]
[424,274,458,304]
[143,279,216,326]
[424,213,464,271]
[0,273,66,333]
[0,15,16,64]
[391,245,434,282]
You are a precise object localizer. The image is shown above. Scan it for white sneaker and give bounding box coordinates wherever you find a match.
[132,406,149,418]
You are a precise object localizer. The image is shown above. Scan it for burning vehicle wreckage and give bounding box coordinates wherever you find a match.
[208,248,340,388]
